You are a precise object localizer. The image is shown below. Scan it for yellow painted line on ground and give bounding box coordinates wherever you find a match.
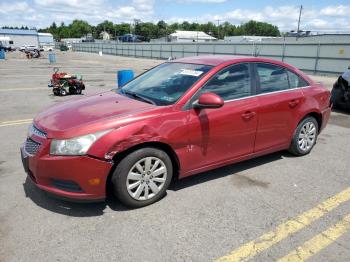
[277,213,350,262]
[215,187,350,262]
[0,119,32,127]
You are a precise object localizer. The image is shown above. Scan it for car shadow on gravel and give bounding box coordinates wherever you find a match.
[22,151,289,216]
[170,151,285,191]
[23,177,130,217]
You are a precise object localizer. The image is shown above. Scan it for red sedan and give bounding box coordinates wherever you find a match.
[21,56,331,207]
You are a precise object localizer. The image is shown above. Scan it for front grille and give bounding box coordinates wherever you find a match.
[24,138,41,155]
[29,125,47,138]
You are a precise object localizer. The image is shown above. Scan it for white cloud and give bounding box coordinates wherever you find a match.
[166,5,350,32]
[34,0,104,8]
[0,1,34,14]
[0,0,155,28]
[320,5,349,17]
[177,0,227,3]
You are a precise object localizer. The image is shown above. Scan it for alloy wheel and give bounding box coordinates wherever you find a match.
[126,157,167,201]
[298,122,317,152]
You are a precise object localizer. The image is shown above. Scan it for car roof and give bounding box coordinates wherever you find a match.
[171,55,282,67]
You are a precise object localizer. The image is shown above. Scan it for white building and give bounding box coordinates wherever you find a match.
[100,31,111,40]
[61,38,82,44]
[224,35,281,42]
[169,30,216,42]
[38,33,54,50]
[0,29,39,49]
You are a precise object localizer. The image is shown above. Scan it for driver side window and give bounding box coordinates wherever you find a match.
[198,63,252,101]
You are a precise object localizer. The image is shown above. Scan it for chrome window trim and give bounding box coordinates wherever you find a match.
[222,85,311,104]
[186,85,311,108]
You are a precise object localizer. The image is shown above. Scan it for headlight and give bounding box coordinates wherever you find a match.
[50,130,111,156]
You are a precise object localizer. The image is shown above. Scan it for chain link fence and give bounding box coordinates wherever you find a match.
[72,42,350,75]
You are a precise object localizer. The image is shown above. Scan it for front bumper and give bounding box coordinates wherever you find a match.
[20,136,113,201]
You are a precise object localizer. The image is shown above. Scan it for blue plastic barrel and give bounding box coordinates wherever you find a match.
[0,50,5,60]
[118,70,134,87]
[48,53,56,64]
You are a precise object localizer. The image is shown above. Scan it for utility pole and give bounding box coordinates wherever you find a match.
[216,19,220,39]
[297,5,303,36]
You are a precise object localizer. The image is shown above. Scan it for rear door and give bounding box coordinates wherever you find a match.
[185,63,259,171]
[254,63,305,152]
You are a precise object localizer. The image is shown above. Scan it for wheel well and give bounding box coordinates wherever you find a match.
[106,142,180,194]
[304,112,322,131]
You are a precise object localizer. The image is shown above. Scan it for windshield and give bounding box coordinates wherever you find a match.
[118,62,213,106]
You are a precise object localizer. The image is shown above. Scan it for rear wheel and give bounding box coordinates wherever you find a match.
[111,147,173,208]
[75,87,82,95]
[289,116,318,156]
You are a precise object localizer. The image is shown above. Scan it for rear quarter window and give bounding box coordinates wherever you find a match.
[287,70,309,88]
[256,63,289,94]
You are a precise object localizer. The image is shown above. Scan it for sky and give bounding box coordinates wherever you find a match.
[0,0,349,32]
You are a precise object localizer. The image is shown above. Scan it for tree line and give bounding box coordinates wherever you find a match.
[36,20,280,40]
[2,20,280,40]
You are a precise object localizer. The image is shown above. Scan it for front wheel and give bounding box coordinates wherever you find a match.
[60,88,67,96]
[111,147,173,208]
[288,116,319,156]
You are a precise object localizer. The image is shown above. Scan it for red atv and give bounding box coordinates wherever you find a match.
[48,67,85,96]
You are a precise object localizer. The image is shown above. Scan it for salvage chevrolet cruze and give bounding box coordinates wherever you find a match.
[21,56,331,207]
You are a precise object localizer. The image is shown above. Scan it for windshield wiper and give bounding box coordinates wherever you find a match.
[122,90,156,105]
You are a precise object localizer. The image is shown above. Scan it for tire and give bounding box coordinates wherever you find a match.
[60,89,67,96]
[288,116,319,156]
[75,87,82,95]
[69,86,76,95]
[111,147,173,208]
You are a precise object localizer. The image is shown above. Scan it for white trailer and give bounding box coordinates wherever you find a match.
[0,29,39,50]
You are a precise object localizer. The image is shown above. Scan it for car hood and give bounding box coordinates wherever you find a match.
[34,91,156,138]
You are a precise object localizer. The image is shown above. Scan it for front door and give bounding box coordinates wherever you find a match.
[185,63,259,172]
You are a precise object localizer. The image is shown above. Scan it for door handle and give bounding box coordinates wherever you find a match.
[288,99,300,108]
[241,111,256,120]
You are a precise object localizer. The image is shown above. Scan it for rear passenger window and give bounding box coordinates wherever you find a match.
[287,70,309,88]
[199,63,252,101]
[256,63,289,94]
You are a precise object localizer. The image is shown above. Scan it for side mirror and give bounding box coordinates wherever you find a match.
[193,92,224,109]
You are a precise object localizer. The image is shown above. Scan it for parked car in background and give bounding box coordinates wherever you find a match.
[19,45,39,52]
[331,66,350,110]
[0,42,6,51]
[0,41,12,51]
[42,46,54,52]
[21,56,331,207]
[118,34,148,42]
